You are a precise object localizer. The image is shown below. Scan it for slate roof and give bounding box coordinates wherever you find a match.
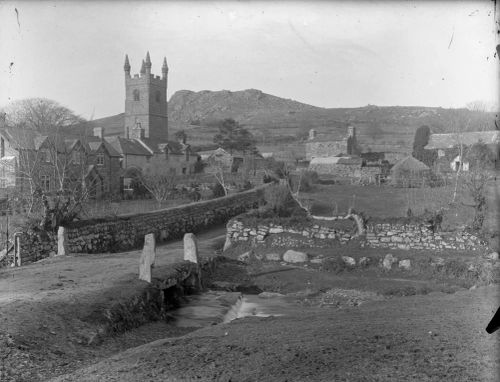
[105,136,152,156]
[425,130,500,150]
[0,128,39,149]
[309,156,363,166]
[70,113,125,137]
[87,139,122,157]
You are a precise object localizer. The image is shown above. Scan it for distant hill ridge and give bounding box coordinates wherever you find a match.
[83,89,497,154]
[168,89,496,132]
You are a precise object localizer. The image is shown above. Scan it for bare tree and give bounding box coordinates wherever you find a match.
[138,164,177,207]
[211,164,229,196]
[465,100,496,114]
[2,98,85,131]
[460,142,496,230]
[1,128,97,231]
[449,112,471,203]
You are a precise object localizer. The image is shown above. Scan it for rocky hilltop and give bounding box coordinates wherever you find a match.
[168,88,320,126]
[167,89,497,151]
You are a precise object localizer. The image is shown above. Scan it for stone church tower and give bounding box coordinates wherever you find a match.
[123,52,169,142]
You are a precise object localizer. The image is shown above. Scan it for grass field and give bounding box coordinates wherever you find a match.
[299,180,498,235]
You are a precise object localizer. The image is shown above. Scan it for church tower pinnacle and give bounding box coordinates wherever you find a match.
[162,57,168,79]
[124,54,131,77]
[145,51,152,75]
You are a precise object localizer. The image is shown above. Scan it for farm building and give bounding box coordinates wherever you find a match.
[305,126,409,164]
[425,130,500,174]
[390,156,433,188]
[308,156,383,185]
[308,156,362,176]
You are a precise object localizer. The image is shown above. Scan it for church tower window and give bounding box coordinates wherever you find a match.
[133,89,140,101]
[155,91,161,103]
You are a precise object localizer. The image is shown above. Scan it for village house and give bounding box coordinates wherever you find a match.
[198,147,268,187]
[425,130,500,174]
[305,126,389,184]
[0,126,122,198]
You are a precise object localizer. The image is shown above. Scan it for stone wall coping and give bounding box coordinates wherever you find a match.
[66,184,270,229]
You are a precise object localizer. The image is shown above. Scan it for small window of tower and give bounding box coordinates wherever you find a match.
[155,91,161,103]
[133,89,140,101]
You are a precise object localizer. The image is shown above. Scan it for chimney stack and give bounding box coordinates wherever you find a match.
[93,127,104,139]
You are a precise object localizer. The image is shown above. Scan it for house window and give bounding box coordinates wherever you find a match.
[40,149,51,163]
[0,179,6,188]
[155,91,161,103]
[438,149,445,158]
[96,153,104,166]
[182,167,186,174]
[133,89,140,101]
[41,175,50,191]
[72,150,81,164]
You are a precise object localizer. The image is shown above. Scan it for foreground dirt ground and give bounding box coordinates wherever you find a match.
[0,227,226,381]
[52,285,499,382]
[1,227,498,382]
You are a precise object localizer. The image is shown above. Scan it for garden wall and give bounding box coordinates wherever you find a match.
[226,216,487,252]
[18,185,269,264]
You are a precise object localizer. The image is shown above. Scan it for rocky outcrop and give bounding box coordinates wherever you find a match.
[283,250,308,263]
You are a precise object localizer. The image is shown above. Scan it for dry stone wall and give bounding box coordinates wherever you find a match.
[226,219,355,248]
[364,223,486,251]
[18,186,268,265]
[227,216,487,252]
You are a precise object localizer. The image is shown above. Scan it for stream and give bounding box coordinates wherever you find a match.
[169,290,297,328]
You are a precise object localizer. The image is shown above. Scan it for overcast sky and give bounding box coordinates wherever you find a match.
[0,1,497,120]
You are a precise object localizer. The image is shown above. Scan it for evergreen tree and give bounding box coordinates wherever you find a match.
[412,125,437,166]
[213,118,257,154]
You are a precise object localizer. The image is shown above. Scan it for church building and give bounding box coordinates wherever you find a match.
[84,52,199,188]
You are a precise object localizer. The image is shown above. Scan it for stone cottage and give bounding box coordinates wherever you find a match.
[305,126,358,161]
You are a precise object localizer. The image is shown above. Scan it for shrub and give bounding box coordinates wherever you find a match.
[263,174,277,184]
[297,171,319,192]
[241,181,253,190]
[320,256,349,274]
[193,160,205,174]
[264,184,291,212]
[211,183,226,198]
[263,184,308,217]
